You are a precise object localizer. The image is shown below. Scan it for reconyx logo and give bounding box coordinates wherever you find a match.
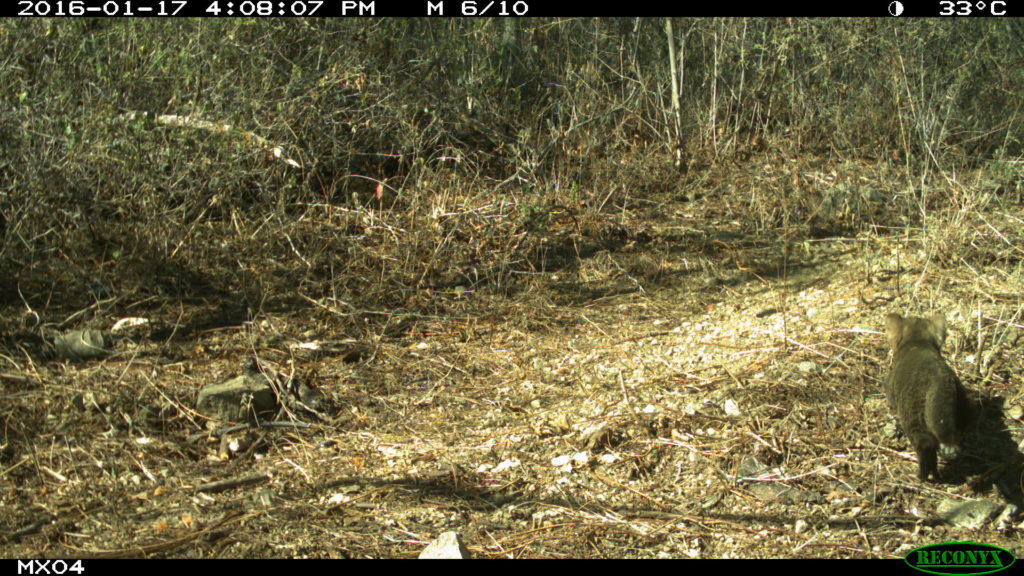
[905,542,1015,575]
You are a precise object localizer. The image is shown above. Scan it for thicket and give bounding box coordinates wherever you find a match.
[0,18,1021,327]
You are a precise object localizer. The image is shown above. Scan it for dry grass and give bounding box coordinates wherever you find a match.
[3,157,1024,558]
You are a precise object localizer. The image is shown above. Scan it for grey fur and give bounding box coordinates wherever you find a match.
[884,313,971,481]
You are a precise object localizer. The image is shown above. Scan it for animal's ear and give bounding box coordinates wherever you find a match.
[885,313,904,350]
[926,313,947,347]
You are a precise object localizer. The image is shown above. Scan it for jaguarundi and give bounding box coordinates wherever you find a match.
[884,313,973,482]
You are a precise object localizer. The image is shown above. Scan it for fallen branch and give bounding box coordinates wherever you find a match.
[120,111,302,168]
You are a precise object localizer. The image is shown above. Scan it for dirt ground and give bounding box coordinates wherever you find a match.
[3,170,1024,559]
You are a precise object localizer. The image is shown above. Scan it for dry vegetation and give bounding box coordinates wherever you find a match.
[2,18,1024,559]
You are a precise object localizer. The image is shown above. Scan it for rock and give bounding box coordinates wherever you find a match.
[580,423,613,450]
[737,455,822,504]
[297,381,325,410]
[419,531,470,559]
[995,505,1020,531]
[936,499,1003,529]
[54,329,111,361]
[196,373,278,423]
[738,455,769,478]
[1008,405,1024,421]
[796,361,820,374]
